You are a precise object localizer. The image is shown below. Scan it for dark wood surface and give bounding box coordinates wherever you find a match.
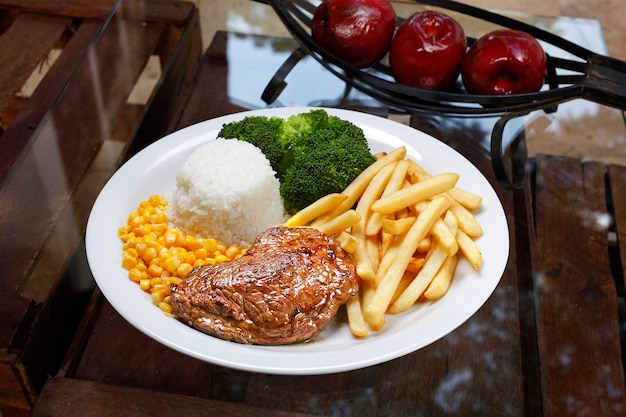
[0,1,201,415]
[23,31,625,416]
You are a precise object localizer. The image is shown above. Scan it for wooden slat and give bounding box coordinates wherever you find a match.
[532,154,626,417]
[0,0,195,25]
[31,377,320,417]
[0,12,69,115]
[0,18,165,295]
[70,300,222,398]
[0,295,35,355]
[128,6,202,155]
[0,363,31,412]
[0,19,100,183]
[608,164,626,290]
[245,372,359,416]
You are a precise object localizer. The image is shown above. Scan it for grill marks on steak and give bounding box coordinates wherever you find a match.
[170,226,359,345]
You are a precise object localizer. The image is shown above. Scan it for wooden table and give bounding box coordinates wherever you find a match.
[22,30,626,417]
[0,1,201,415]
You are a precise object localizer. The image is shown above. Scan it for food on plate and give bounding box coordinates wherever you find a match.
[171,139,286,245]
[285,146,484,337]
[311,0,396,68]
[218,109,376,214]
[461,29,547,95]
[170,226,358,345]
[118,195,247,316]
[389,10,467,91]
[118,110,485,344]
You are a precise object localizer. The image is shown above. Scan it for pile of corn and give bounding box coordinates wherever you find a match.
[118,194,247,317]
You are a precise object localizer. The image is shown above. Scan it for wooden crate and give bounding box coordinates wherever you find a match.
[0,1,202,415]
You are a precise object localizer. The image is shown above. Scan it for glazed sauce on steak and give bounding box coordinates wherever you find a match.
[170,226,359,345]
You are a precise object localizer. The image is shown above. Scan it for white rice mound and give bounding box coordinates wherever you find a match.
[171,139,287,246]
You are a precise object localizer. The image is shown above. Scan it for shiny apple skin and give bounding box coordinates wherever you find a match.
[388,10,466,91]
[311,0,396,69]
[461,29,547,95]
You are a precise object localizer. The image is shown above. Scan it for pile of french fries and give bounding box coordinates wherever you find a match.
[283,146,483,337]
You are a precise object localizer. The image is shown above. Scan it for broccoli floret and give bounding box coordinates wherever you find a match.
[280,118,377,214]
[218,115,286,174]
[285,109,331,141]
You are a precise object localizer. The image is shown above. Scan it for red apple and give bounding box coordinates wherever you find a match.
[311,0,396,69]
[461,29,547,95]
[389,10,466,91]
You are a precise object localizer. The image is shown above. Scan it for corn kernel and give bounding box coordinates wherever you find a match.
[142,246,158,263]
[122,254,138,270]
[204,238,217,253]
[166,277,182,286]
[164,230,178,246]
[159,302,174,313]
[147,263,163,277]
[128,268,143,282]
[135,261,147,272]
[139,278,151,291]
[152,283,167,293]
[176,263,194,278]
[151,289,166,304]
[185,235,203,251]
[225,246,240,259]
[194,247,208,260]
[163,256,181,273]
[215,254,228,263]
[148,195,163,205]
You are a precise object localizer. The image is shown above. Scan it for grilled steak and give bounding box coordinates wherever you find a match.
[170,226,359,345]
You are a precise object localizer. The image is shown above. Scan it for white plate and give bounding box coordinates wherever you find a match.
[86,107,509,375]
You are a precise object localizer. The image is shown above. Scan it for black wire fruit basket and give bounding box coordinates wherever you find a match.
[252,0,626,188]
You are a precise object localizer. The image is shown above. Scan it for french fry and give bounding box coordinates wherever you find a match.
[352,239,376,280]
[355,162,396,218]
[449,198,483,237]
[364,195,451,329]
[390,270,417,305]
[406,256,425,274]
[407,159,483,210]
[346,294,369,338]
[423,254,458,300]
[382,217,416,235]
[360,279,377,318]
[365,159,409,236]
[416,236,432,253]
[388,242,449,314]
[430,211,458,256]
[335,231,359,254]
[379,231,396,268]
[314,209,360,236]
[447,187,483,211]
[406,159,430,181]
[456,228,482,271]
[375,232,402,286]
[370,173,459,214]
[350,164,397,281]
[420,210,460,300]
[284,193,347,227]
[365,234,381,274]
